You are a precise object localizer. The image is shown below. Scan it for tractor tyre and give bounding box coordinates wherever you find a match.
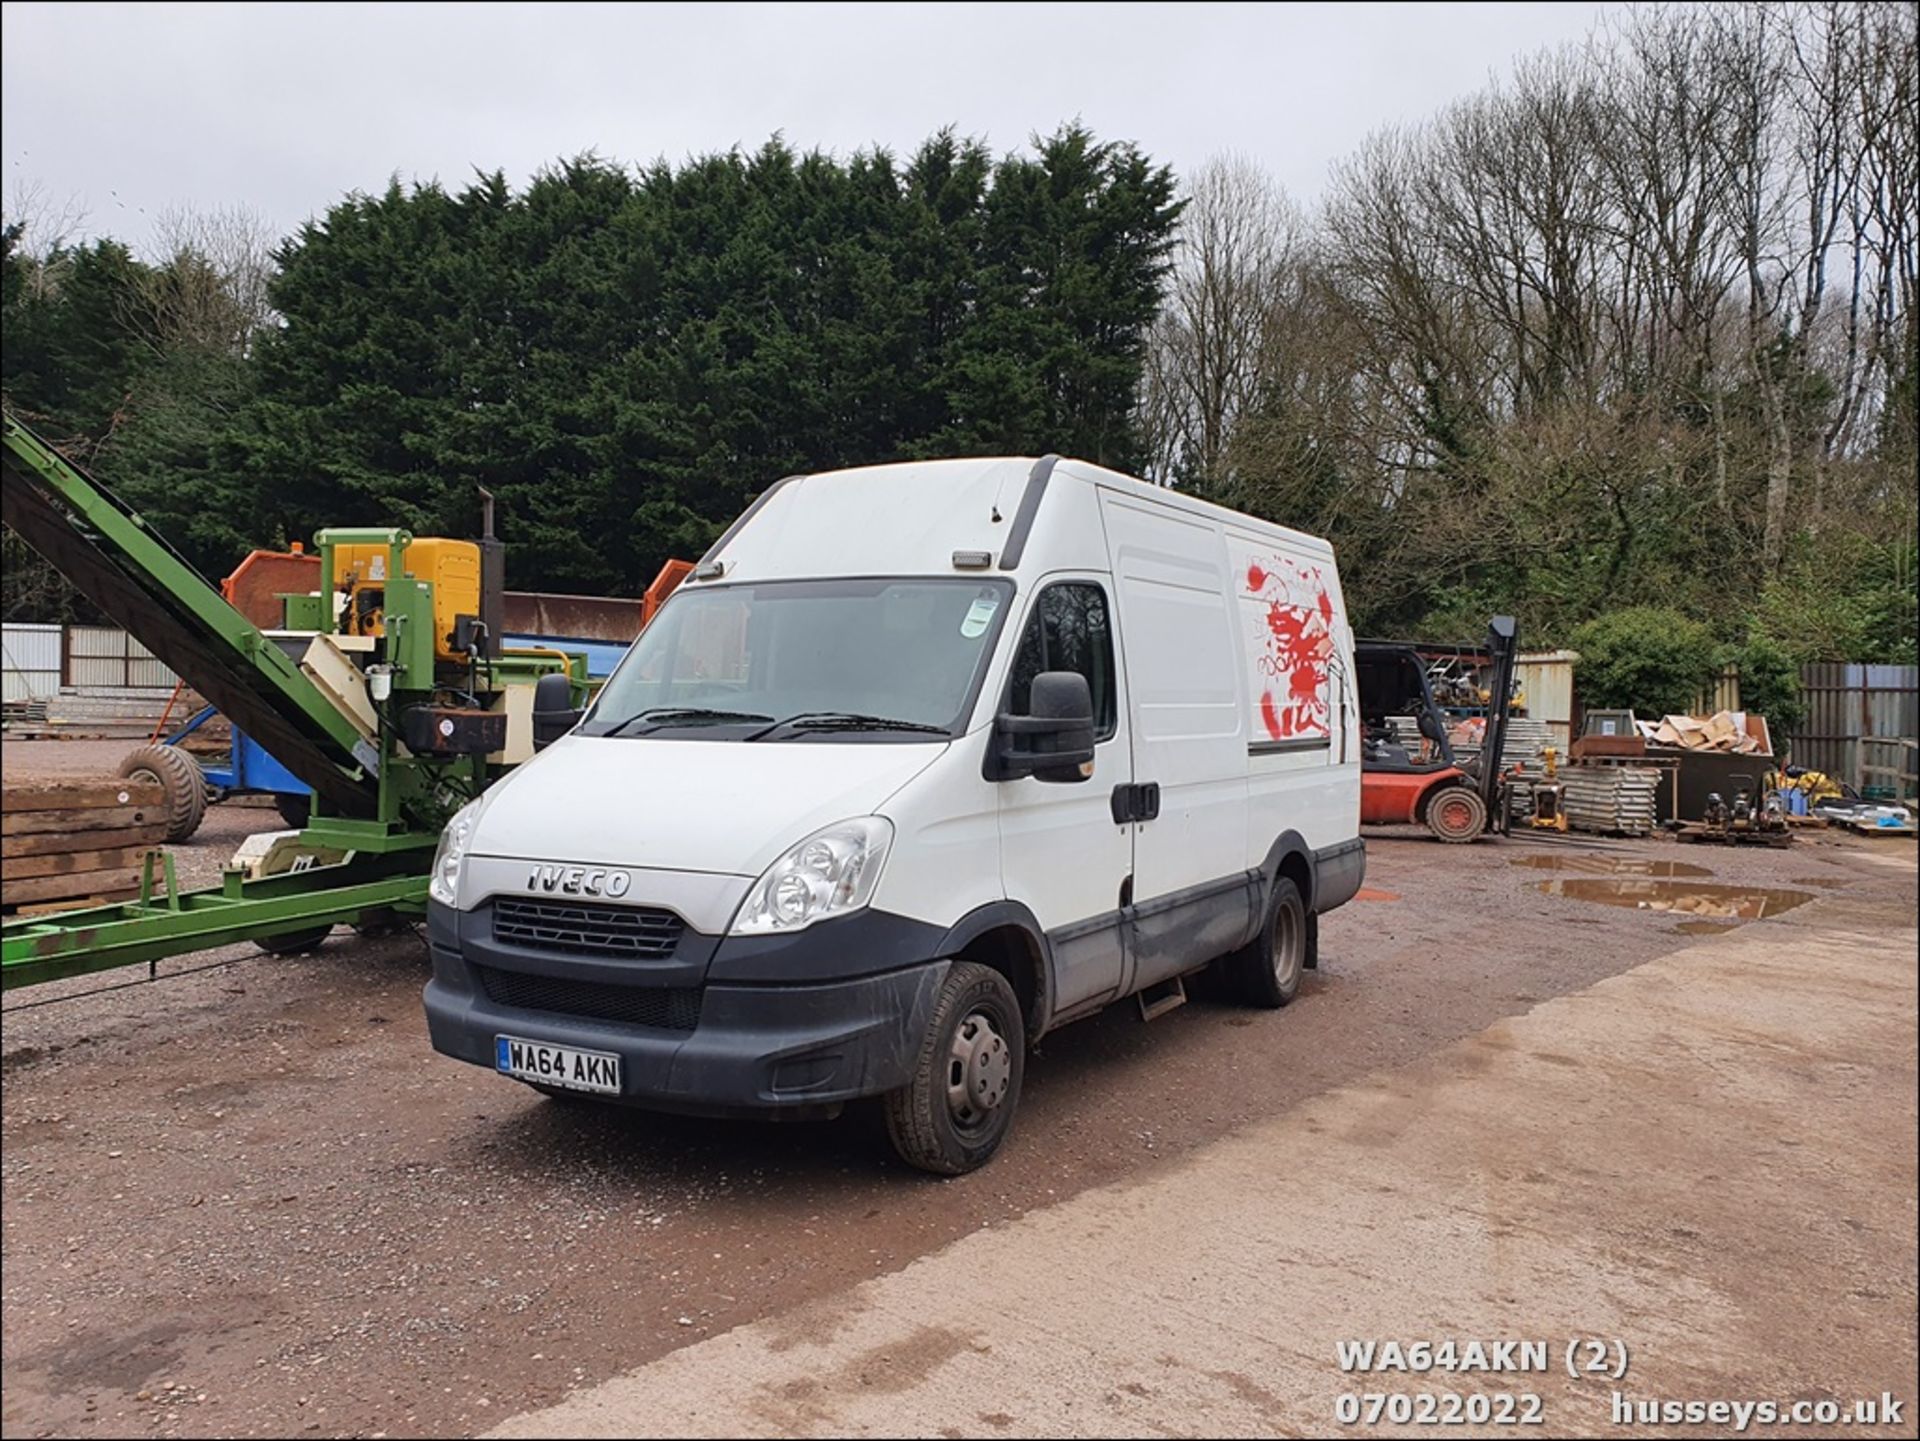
[117,743,208,843]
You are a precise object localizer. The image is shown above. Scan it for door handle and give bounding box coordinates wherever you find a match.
[1109,782,1161,824]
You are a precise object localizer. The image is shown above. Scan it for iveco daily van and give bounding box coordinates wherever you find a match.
[423,456,1364,1173]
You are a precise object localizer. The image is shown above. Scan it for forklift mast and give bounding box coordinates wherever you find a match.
[1474,616,1520,827]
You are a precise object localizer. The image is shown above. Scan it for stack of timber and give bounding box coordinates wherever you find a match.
[1560,765,1662,837]
[2,777,167,914]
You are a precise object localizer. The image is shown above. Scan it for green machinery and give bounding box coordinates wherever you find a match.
[1,413,589,989]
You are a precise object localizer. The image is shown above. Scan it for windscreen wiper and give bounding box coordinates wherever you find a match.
[747,711,951,741]
[597,706,774,738]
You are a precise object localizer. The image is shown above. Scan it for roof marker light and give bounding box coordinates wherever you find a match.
[952,550,993,570]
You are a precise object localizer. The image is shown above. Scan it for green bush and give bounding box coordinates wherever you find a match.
[1721,632,1804,734]
[1570,608,1719,719]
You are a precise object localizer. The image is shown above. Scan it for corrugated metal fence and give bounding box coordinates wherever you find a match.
[1,622,182,703]
[62,624,178,689]
[1692,664,1743,717]
[1,623,62,703]
[1787,663,1920,790]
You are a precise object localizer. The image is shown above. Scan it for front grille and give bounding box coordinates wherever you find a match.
[475,965,702,1031]
[492,898,684,960]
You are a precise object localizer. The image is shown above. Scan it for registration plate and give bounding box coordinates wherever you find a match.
[494,1035,621,1095]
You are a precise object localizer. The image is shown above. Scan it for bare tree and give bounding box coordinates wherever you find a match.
[1593,5,1749,507]
[127,203,279,356]
[1141,155,1303,486]
[3,179,92,303]
[1141,0,1915,642]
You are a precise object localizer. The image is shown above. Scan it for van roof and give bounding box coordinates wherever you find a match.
[702,455,1333,585]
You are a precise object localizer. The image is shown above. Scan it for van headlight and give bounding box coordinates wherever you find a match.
[428,797,484,907]
[730,817,894,935]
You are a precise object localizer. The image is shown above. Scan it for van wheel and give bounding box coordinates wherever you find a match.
[1425,785,1487,843]
[1230,876,1307,1008]
[255,926,331,956]
[883,962,1025,1175]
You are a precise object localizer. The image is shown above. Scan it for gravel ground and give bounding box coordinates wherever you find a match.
[3,738,1914,1438]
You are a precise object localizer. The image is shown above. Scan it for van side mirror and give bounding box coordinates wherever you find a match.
[989,670,1096,784]
[531,672,582,751]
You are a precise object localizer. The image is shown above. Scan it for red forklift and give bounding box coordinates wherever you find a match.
[1357,616,1518,843]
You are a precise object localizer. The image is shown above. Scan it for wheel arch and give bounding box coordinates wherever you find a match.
[936,902,1053,1040]
[1256,829,1317,913]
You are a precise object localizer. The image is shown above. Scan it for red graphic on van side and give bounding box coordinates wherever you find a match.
[1244,552,1333,741]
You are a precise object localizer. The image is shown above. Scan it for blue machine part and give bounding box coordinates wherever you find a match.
[215,729,309,796]
[163,704,311,800]
[504,634,628,679]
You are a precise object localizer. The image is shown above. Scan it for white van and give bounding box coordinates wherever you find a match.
[423,456,1364,1173]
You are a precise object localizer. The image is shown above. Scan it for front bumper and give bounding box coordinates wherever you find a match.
[422,901,948,1114]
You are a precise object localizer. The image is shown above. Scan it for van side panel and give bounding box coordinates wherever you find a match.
[1096,490,1250,990]
[1225,524,1363,894]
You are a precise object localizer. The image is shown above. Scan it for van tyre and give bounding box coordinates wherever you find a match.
[117,743,207,843]
[1425,785,1487,843]
[884,961,1025,1176]
[254,925,331,955]
[1231,875,1306,1008]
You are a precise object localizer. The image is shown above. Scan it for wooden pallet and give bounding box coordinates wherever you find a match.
[1,777,166,914]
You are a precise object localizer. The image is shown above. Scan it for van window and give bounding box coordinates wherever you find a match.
[1007,583,1117,740]
[587,577,1013,738]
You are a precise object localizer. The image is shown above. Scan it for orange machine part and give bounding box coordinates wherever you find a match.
[641,558,695,626]
[1360,769,1467,826]
[223,548,323,630]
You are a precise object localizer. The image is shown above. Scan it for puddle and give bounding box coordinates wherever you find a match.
[1534,878,1815,922]
[1512,854,1714,878]
[1675,920,1742,935]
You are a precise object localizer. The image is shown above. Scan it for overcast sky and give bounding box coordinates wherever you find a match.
[4,1,1610,256]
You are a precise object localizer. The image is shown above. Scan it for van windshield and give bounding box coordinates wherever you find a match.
[583,577,1016,740]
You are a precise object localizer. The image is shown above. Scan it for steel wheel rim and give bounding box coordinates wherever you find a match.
[1439,796,1473,831]
[946,1010,1012,1129]
[1273,901,1303,990]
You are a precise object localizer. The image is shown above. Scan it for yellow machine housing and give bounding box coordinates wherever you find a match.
[331,537,481,662]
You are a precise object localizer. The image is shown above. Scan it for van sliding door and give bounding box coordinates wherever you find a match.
[1097,491,1254,993]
